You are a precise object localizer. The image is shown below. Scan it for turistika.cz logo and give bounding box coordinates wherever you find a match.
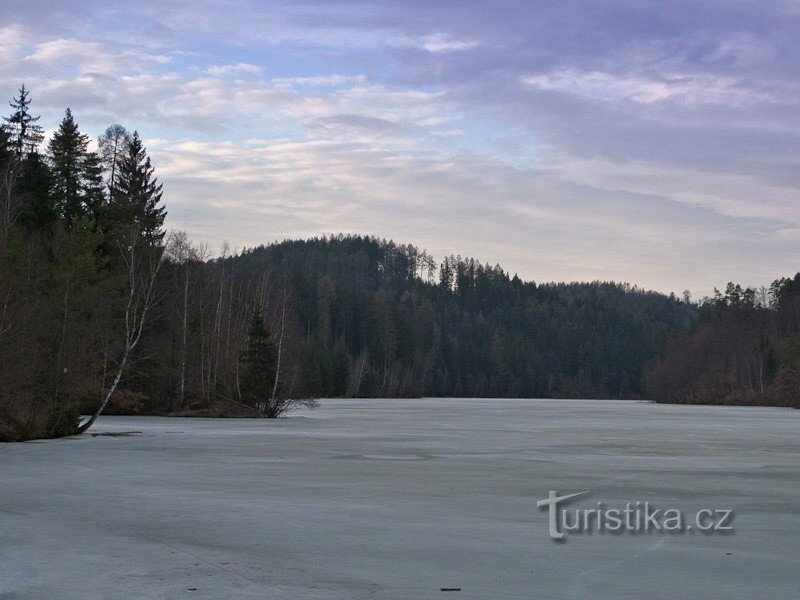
[537,491,734,540]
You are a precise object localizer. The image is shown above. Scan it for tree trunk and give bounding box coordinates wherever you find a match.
[269,285,289,415]
[76,234,163,434]
[77,352,128,434]
[179,266,189,407]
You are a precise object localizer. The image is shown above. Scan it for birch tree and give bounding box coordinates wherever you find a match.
[0,140,21,249]
[77,228,165,433]
[166,230,200,409]
[268,283,290,415]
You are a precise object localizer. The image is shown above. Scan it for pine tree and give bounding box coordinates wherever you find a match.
[0,125,12,164]
[4,85,44,158]
[16,153,55,230]
[109,131,166,245]
[2,88,54,232]
[239,306,278,412]
[82,151,105,221]
[47,108,104,225]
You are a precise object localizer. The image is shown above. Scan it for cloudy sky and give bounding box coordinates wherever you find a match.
[2,0,798,295]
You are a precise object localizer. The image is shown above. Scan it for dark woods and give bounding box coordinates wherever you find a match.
[0,86,171,441]
[1,87,797,441]
[647,278,800,407]
[235,238,695,404]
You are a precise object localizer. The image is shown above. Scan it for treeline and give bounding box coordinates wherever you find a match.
[109,233,698,417]
[207,237,696,402]
[647,278,800,407]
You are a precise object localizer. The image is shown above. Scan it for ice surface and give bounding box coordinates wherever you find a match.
[1,399,798,599]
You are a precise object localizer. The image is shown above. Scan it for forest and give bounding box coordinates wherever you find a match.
[647,276,800,407]
[0,87,797,442]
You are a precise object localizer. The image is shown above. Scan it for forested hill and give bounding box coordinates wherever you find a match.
[194,235,696,401]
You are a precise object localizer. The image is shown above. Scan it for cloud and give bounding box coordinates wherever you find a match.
[149,135,799,296]
[2,0,799,294]
[272,74,365,89]
[416,33,478,53]
[205,62,262,77]
[304,114,413,142]
[520,70,770,106]
[24,38,170,76]
[545,157,800,226]
[0,25,24,66]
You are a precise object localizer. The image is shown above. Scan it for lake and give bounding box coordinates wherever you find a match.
[1,399,798,599]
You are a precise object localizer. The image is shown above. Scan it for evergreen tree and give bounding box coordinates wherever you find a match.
[47,108,105,225]
[109,131,166,245]
[330,338,351,396]
[4,85,44,158]
[0,125,12,164]
[15,152,55,232]
[2,88,53,232]
[239,306,278,412]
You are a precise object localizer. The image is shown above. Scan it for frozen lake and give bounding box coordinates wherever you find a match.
[1,399,799,599]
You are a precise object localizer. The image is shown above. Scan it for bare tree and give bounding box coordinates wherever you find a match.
[348,351,369,397]
[166,230,200,409]
[98,124,130,192]
[268,282,290,416]
[77,230,165,433]
[0,159,22,250]
[0,160,20,342]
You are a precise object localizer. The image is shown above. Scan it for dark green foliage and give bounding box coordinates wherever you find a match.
[304,339,351,398]
[117,235,696,417]
[0,219,110,441]
[1,89,167,441]
[3,85,44,157]
[0,126,12,163]
[239,306,278,410]
[47,108,105,225]
[776,334,800,402]
[648,274,800,407]
[107,131,166,245]
[16,153,56,230]
[233,235,695,399]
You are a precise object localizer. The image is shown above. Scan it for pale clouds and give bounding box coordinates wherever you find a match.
[545,158,800,226]
[520,71,772,106]
[25,37,171,76]
[205,63,263,77]
[151,137,798,296]
[415,33,479,53]
[1,1,798,295]
[0,26,23,65]
[162,76,453,139]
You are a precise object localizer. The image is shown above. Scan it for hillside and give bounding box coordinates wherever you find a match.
[128,235,697,409]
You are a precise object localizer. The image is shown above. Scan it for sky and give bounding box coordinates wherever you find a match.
[1,0,798,296]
